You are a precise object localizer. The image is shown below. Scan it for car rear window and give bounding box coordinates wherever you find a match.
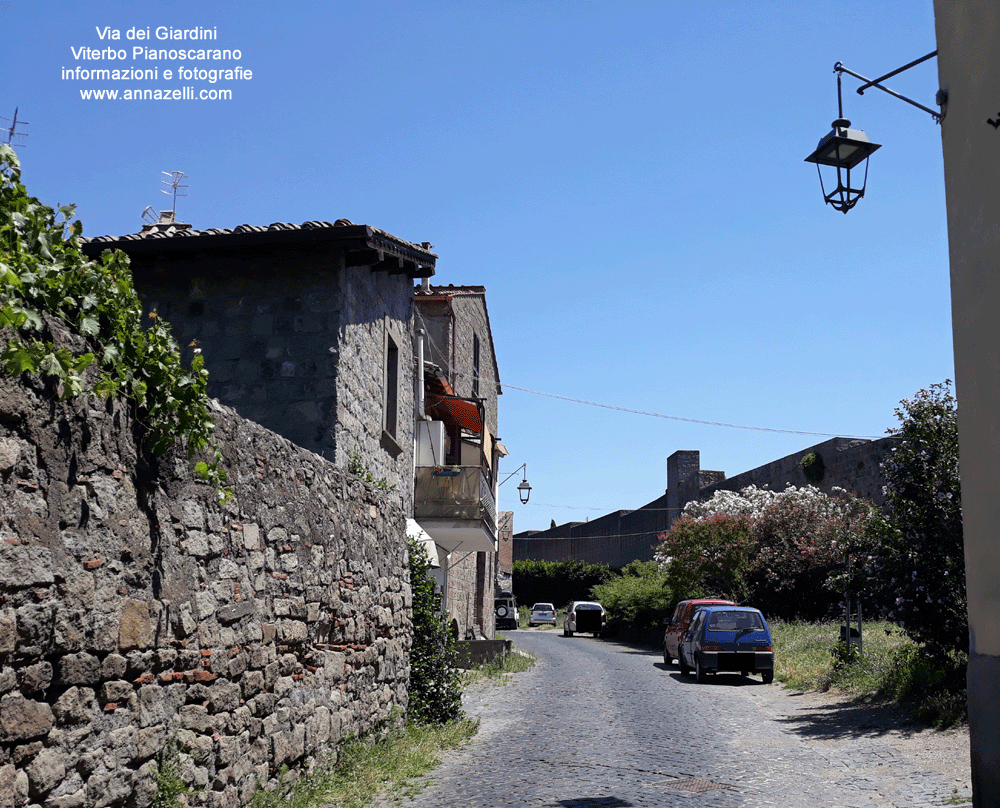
[533,604,554,611]
[707,611,764,631]
[576,603,602,611]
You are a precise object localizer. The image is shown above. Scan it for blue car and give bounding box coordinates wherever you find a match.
[678,605,774,684]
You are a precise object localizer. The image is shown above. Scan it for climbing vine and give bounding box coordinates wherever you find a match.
[0,144,228,497]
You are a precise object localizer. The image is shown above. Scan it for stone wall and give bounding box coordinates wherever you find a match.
[132,246,416,494]
[445,552,495,638]
[0,365,411,808]
[697,437,893,507]
[515,438,893,568]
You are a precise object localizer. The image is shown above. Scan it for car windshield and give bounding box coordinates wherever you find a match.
[707,611,764,631]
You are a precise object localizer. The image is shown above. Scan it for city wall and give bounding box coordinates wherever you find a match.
[514,437,894,568]
[0,357,411,808]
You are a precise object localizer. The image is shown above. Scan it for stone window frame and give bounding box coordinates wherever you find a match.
[381,318,404,456]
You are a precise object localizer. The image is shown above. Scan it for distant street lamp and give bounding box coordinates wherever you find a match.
[500,463,532,504]
[805,53,943,214]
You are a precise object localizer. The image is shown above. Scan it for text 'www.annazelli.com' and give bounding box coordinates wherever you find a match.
[78,87,234,101]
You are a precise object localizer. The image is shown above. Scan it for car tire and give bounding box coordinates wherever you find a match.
[663,645,671,665]
[762,671,774,685]
[678,654,690,676]
[695,655,707,683]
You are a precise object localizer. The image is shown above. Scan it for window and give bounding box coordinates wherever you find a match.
[472,333,480,398]
[384,333,399,439]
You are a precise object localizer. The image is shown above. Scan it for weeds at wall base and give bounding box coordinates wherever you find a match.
[249,720,479,808]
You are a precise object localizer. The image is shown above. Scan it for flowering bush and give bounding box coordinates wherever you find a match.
[657,483,875,619]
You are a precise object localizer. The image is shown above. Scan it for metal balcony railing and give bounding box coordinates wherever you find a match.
[414,466,497,534]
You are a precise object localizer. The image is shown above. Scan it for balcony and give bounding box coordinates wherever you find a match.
[413,465,498,553]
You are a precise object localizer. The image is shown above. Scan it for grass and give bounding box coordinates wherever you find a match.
[462,639,536,684]
[772,620,968,727]
[250,719,478,808]
[249,643,537,808]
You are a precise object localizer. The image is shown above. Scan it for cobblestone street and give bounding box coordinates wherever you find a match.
[383,630,972,808]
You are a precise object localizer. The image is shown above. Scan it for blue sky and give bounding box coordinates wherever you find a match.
[2,1,953,533]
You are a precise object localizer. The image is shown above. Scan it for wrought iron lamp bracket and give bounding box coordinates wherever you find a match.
[833,52,943,123]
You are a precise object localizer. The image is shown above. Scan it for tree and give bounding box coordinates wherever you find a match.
[867,381,965,655]
[655,513,754,603]
[591,560,673,631]
[405,536,463,725]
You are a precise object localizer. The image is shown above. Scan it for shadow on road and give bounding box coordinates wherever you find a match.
[771,693,932,741]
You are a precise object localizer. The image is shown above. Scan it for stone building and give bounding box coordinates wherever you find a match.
[83,215,436,496]
[412,284,505,638]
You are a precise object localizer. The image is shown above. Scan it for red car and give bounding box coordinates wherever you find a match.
[662,598,736,665]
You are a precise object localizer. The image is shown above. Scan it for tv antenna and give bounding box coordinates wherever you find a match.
[1,107,28,147]
[161,170,188,217]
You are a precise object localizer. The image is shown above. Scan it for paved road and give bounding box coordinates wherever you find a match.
[384,630,971,808]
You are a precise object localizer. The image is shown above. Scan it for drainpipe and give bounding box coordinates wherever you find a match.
[416,329,427,420]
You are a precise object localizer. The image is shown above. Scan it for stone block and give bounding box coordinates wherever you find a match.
[24,748,64,797]
[52,687,94,725]
[101,654,127,680]
[0,694,54,742]
[0,545,53,589]
[0,610,15,655]
[17,663,52,695]
[118,600,152,651]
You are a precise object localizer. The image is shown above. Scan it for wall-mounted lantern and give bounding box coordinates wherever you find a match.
[805,53,943,214]
[500,462,532,504]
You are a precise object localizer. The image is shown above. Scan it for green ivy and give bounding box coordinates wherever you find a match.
[348,451,396,492]
[0,145,228,498]
[799,452,825,482]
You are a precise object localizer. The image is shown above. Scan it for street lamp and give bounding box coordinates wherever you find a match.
[500,463,532,504]
[805,71,882,214]
[805,53,943,214]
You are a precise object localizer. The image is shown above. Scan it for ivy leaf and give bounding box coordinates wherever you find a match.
[80,315,99,336]
[2,346,38,374]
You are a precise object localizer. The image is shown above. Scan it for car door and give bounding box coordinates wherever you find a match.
[681,610,705,667]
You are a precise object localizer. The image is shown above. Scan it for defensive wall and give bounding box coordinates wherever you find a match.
[0,348,411,808]
[514,437,894,568]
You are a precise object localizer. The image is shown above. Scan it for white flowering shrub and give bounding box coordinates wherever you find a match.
[657,483,875,619]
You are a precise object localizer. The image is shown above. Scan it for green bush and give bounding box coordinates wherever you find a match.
[865,382,966,656]
[591,561,671,631]
[406,536,462,725]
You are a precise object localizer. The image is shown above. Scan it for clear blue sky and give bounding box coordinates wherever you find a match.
[2,1,953,533]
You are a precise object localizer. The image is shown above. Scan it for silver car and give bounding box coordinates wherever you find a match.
[528,602,557,627]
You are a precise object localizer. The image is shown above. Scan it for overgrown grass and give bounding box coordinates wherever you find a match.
[463,642,536,685]
[772,620,967,727]
[250,720,478,808]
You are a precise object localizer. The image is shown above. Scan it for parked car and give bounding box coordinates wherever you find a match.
[662,598,736,665]
[528,602,557,627]
[678,605,774,684]
[494,595,518,631]
[563,601,606,637]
